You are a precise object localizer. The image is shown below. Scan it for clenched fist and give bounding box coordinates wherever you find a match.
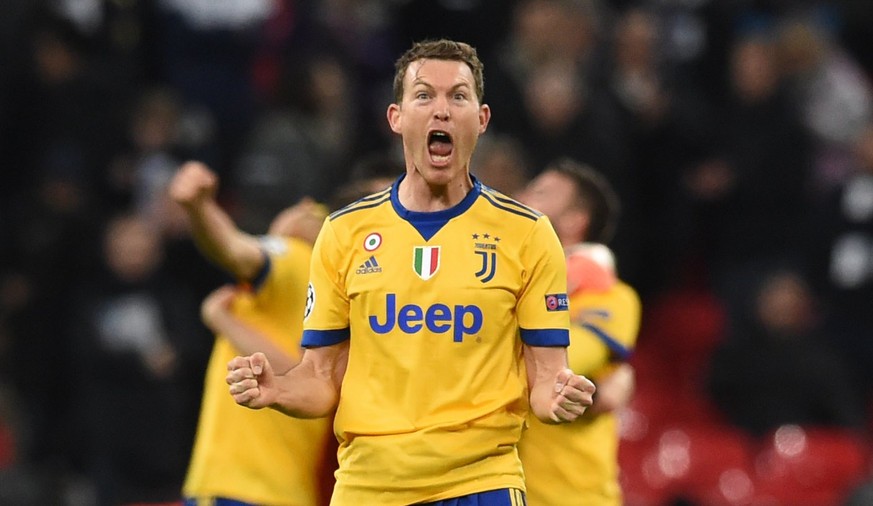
[226,352,278,410]
[549,368,596,423]
[169,161,219,209]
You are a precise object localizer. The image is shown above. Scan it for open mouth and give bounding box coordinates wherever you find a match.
[428,130,453,164]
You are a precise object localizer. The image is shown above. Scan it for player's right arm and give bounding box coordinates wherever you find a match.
[169,160,263,280]
[226,344,348,419]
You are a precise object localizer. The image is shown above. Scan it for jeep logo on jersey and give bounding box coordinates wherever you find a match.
[369,293,483,342]
[413,246,440,280]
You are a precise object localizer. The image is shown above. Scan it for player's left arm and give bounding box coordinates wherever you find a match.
[519,216,596,423]
[201,285,299,373]
[525,344,596,423]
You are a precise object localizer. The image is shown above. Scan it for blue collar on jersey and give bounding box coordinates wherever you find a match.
[390,174,481,241]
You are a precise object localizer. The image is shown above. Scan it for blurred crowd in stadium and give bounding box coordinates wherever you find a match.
[1,0,873,504]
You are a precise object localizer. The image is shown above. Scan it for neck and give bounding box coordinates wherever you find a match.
[398,170,473,212]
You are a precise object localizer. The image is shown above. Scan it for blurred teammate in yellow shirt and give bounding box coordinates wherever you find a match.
[170,161,335,506]
[518,159,642,506]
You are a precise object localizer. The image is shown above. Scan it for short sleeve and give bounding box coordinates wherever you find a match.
[573,282,642,361]
[301,219,351,347]
[517,216,570,347]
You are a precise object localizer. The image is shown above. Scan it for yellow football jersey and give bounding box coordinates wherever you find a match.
[302,178,571,506]
[519,280,641,506]
[184,236,334,506]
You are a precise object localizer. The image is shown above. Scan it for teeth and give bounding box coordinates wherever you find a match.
[432,155,450,163]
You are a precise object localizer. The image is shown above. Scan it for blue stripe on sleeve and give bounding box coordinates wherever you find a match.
[520,328,570,347]
[249,250,272,291]
[301,328,350,347]
[580,322,633,361]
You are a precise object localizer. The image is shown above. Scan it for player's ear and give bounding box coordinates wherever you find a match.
[387,103,402,134]
[478,104,491,134]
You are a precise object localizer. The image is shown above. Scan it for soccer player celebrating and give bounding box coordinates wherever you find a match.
[170,161,335,506]
[226,39,596,505]
[517,159,643,506]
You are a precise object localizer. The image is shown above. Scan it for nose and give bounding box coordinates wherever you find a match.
[433,96,450,120]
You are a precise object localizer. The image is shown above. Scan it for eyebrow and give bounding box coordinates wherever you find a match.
[410,79,472,93]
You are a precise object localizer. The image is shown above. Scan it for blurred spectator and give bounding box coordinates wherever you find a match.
[233,53,361,231]
[684,29,813,324]
[646,0,743,106]
[16,11,129,206]
[298,0,400,148]
[502,52,636,291]
[68,213,203,506]
[608,7,671,135]
[487,0,606,137]
[249,0,299,101]
[106,87,186,215]
[394,0,512,65]
[305,0,398,82]
[106,86,218,214]
[485,0,631,220]
[3,165,101,502]
[518,59,629,180]
[53,0,156,84]
[807,122,873,394]
[604,6,713,298]
[706,268,867,437]
[776,12,873,197]
[151,0,278,174]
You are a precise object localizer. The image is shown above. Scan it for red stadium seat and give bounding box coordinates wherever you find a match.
[620,421,757,506]
[637,287,726,367]
[619,433,673,506]
[625,380,729,437]
[630,285,727,414]
[670,423,756,505]
[751,425,870,506]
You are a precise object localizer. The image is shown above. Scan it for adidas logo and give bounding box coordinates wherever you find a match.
[355,255,382,274]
